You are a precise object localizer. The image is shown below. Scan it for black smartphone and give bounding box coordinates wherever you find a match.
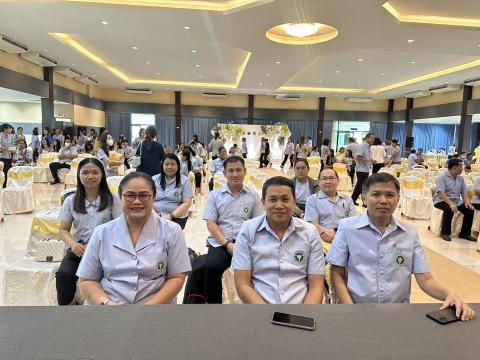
[426,307,461,325]
[271,312,316,331]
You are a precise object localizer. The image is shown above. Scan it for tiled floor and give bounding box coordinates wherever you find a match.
[1,162,479,305]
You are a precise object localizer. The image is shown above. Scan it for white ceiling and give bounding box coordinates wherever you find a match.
[1,0,480,98]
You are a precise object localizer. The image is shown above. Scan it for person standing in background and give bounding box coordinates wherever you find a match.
[30,127,41,163]
[209,132,224,160]
[370,137,386,174]
[12,126,26,145]
[280,137,295,169]
[0,123,15,188]
[241,137,248,159]
[132,128,145,150]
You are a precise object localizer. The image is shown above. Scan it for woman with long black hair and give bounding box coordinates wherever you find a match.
[56,158,121,305]
[152,153,193,230]
[135,125,165,177]
[97,132,123,178]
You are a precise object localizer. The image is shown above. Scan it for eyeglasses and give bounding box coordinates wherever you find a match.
[122,192,153,202]
[320,177,338,182]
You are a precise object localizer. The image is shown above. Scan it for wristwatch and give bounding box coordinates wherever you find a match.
[100,299,111,306]
[223,240,233,248]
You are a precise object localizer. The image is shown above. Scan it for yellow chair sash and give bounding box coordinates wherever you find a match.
[403,180,424,189]
[8,169,34,180]
[31,218,61,236]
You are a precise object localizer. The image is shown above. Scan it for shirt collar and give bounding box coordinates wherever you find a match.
[113,212,157,254]
[220,184,249,195]
[317,191,342,201]
[84,195,101,207]
[257,215,300,242]
[354,211,406,233]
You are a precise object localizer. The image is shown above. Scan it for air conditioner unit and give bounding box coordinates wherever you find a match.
[405,90,431,98]
[429,84,460,93]
[125,88,152,94]
[0,34,28,53]
[464,77,480,86]
[345,97,372,103]
[202,91,227,98]
[275,94,301,100]
[20,51,57,67]
[74,76,98,85]
[55,66,82,78]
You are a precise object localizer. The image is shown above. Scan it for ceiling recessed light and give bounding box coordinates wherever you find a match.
[335,70,340,74]
[101,20,108,25]
[357,81,363,84]
[132,46,139,50]
[284,22,321,38]
[275,61,281,64]
[357,58,364,62]
[192,50,197,53]
[195,64,200,67]
[380,72,385,76]
[411,61,416,64]
[146,61,151,65]
[199,75,203,78]
[408,39,415,43]
[477,44,480,47]
[184,26,190,30]
[259,82,263,86]
[266,73,270,76]
[156,72,160,75]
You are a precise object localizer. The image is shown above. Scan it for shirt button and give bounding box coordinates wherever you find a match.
[133,256,137,260]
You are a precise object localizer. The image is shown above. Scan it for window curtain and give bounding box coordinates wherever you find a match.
[392,122,457,152]
[106,112,131,143]
[323,121,333,145]
[155,115,176,148]
[370,122,387,142]
[181,117,247,146]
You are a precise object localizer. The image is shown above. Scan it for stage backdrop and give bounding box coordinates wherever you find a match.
[213,123,291,160]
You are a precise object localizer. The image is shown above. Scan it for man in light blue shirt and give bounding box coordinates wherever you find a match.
[407,149,417,169]
[351,132,376,206]
[305,168,356,245]
[208,146,227,191]
[232,176,324,304]
[327,173,474,321]
[433,158,475,242]
[203,155,264,303]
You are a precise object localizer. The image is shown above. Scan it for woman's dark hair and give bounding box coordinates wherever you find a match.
[262,176,295,200]
[298,136,305,147]
[345,149,353,158]
[0,123,12,132]
[322,138,330,146]
[33,127,39,136]
[144,125,157,149]
[73,158,113,214]
[119,171,156,198]
[182,149,192,173]
[139,128,145,136]
[159,153,181,190]
[214,132,220,139]
[373,137,382,146]
[99,131,110,157]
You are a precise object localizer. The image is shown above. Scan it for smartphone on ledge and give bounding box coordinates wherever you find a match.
[426,307,461,325]
[271,312,316,331]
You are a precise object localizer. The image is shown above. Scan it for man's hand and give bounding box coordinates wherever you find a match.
[71,242,86,257]
[225,242,235,256]
[321,229,336,243]
[449,203,458,213]
[465,203,475,211]
[441,292,475,321]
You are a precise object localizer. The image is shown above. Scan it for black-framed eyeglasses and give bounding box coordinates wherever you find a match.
[122,192,153,202]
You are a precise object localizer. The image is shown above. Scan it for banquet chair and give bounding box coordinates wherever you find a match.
[2,166,35,214]
[332,163,352,191]
[107,176,124,196]
[400,176,433,220]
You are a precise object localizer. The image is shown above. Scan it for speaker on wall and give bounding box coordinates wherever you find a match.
[405,136,414,148]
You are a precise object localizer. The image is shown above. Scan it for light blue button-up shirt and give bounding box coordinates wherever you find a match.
[59,194,122,244]
[211,157,225,174]
[326,212,431,303]
[433,172,468,205]
[354,142,372,173]
[77,213,191,304]
[232,216,324,304]
[304,191,357,229]
[180,160,189,177]
[152,174,194,218]
[408,153,417,169]
[203,184,264,247]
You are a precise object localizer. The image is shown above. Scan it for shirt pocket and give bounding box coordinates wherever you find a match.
[143,251,168,280]
[389,247,412,274]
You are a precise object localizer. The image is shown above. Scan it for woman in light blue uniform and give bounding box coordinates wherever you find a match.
[77,172,191,305]
[179,148,192,177]
[97,132,123,178]
[56,158,122,305]
[152,153,194,229]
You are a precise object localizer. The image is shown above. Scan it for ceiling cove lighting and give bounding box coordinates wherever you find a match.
[284,23,320,38]
[50,32,251,90]
[66,0,274,14]
[383,1,480,28]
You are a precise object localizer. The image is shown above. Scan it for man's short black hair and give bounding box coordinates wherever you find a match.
[294,158,309,169]
[262,176,295,200]
[223,155,245,169]
[447,158,463,169]
[362,173,400,194]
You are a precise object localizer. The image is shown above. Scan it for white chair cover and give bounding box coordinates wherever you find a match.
[33,166,52,183]
[221,267,242,304]
[400,176,432,219]
[332,163,352,191]
[429,207,463,237]
[2,166,35,214]
[3,257,59,305]
[26,208,62,257]
[107,176,124,196]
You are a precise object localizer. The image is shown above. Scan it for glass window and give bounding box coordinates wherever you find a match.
[131,114,155,143]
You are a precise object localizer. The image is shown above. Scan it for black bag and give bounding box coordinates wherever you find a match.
[182,254,208,304]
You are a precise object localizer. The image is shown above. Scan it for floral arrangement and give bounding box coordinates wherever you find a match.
[212,122,291,145]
